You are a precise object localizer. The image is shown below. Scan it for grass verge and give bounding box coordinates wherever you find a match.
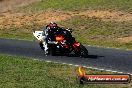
[0,15,132,49]
[0,0,132,50]
[20,0,132,12]
[60,16,132,49]
[0,54,131,88]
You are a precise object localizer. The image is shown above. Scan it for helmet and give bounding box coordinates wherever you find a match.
[47,22,58,29]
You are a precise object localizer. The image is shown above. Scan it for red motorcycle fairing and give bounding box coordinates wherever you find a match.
[73,42,80,47]
[63,44,69,48]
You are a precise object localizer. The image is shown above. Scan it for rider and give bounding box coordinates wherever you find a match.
[42,22,74,55]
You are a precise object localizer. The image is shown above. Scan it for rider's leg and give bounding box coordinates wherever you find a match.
[40,36,49,55]
[43,42,48,55]
[42,36,49,55]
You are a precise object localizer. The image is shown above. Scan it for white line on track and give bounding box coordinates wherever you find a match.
[2,39,132,75]
[74,65,79,67]
[33,59,132,75]
[46,60,51,62]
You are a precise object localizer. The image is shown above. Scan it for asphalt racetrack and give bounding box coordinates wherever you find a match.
[0,38,132,74]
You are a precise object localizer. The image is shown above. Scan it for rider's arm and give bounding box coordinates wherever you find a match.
[42,28,48,36]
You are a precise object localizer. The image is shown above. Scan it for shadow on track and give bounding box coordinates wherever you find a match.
[87,54,104,59]
[56,53,105,59]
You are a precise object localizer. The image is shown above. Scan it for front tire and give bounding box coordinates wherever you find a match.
[74,44,88,58]
[80,45,88,58]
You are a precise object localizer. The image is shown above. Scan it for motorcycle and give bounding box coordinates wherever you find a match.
[33,29,88,57]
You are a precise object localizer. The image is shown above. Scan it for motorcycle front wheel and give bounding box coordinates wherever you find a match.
[74,44,88,58]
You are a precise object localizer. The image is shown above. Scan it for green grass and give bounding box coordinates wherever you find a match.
[1,0,132,50]
[0,24,41,40]
[59,16,132,49]
[1,15,132,49]
[0,54,130,88]
[20,0,132,12]
[0,1,132,88]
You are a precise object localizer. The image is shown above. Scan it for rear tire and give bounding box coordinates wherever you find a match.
[51,50,56,56]
[50,45,56,56]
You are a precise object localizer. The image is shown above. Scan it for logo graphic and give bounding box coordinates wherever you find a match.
[76,66,131,84]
